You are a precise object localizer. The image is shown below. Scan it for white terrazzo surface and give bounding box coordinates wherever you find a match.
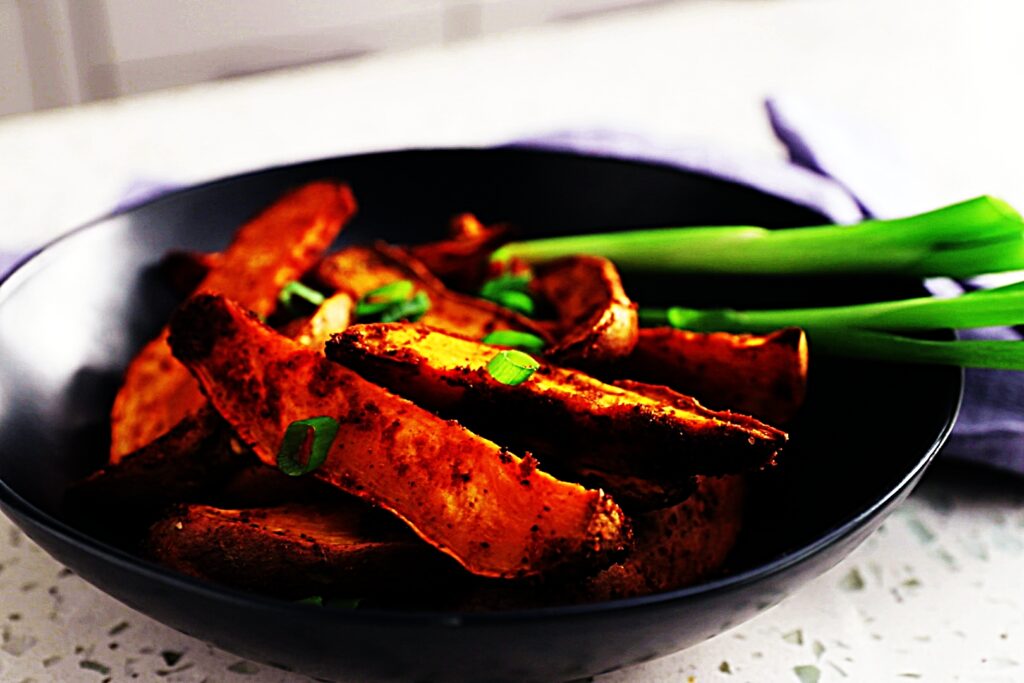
[1,1,1023,680]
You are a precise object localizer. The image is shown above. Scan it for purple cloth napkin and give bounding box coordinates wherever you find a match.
[1,104,1019,474]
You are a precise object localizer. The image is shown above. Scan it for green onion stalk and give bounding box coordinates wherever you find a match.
[492,196,1024,279]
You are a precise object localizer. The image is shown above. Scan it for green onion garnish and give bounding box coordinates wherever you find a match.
[487,349,540,385]
[489,290,534,316]
[481,330,547,352]
[378,291,431,323]
[479,273,532,298]
[276,416,339,477]
[296,595,324,606]
[479,273,535,315]
[491,196,1024,279]
[356,280,415,317]
[278,281,327,315]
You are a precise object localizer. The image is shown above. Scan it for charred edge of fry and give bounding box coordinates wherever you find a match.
[620,327,809,425]
[534,256,639,365]
[147,503,455,597]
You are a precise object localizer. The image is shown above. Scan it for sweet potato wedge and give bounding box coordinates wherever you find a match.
[531,256,638,366]
[64,407,247,540]
[328,324,786,507]
[110,182,357,463]
[168,294,630,579]
[148,502,451,597]
[314,242,551,342]
[583,474,745,601]
[278,292,354,347]
[615,327,808,425]
[408,213,511,291]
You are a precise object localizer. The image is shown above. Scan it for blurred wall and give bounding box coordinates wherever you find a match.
[1,0,669,117]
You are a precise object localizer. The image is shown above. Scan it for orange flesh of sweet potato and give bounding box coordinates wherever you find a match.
[328,324,786,495]
[168,294,630,579]
[148,502,449,596]
[617,327,809,425]
[278,292,354,348]
[531,256,638,366]
[109,182,357,463]
[314,243,551,342]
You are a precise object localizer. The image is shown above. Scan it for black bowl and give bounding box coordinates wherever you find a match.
[0,148,960,682]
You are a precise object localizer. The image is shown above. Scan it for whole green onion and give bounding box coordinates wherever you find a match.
[639,280,1024,335]
[276,416,339,476]
[492,196,1024,279]
[803,328,1024,370]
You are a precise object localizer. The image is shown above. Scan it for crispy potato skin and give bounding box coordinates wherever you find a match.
[168,294,630,579]
[148,503,449,596]
[314,243,551,342]
[616,327,809,425]
[533,256,639,366]
[64,407,245,540]
[328,324,786,506]
[583,475,745,600]
[110,182,357,463]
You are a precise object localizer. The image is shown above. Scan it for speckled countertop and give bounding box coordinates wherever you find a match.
[2,1,1024,680]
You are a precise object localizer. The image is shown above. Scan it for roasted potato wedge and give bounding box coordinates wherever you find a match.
[278,292,354,347]
[158,250,223,295]
[65,407,245,540]
[110,182,357,462]
[314,242,551,342]
[168,294,630,579]
[408,213,511,291]
[615,327,808,425]
[328,324,786,507]
[532,256,638,366]
[148,502,451,597]
[583,474,745,601]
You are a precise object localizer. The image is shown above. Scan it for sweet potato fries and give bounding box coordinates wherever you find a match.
[70,180,809,608]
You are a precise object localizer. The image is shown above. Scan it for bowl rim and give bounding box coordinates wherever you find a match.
[0,146,964,625]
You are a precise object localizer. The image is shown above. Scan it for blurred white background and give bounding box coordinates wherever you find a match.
[3,0,667,117]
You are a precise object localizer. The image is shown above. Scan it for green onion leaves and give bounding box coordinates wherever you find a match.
[276,416,339,477]
[492,196,1024,279]
[479,273,535,316]
[278,281,327,316]
[481,330,547,352]
[356,280,430,323]
[487,349,540,385]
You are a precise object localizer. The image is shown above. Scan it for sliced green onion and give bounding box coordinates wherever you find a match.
[479,273,535,315]
[639,280,1024,335]
[487,349,540,385]
[481,330,547,352]
[329,597,362,610]
[489,290,535,316]
[296,595,324,606]
[278,281,327,315]
[276,416,339,477]
[356,280,414,317]
[492,196,1024,279]
[378,291,431,323]
[479,273,532,298]
[805,328,1024,370]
